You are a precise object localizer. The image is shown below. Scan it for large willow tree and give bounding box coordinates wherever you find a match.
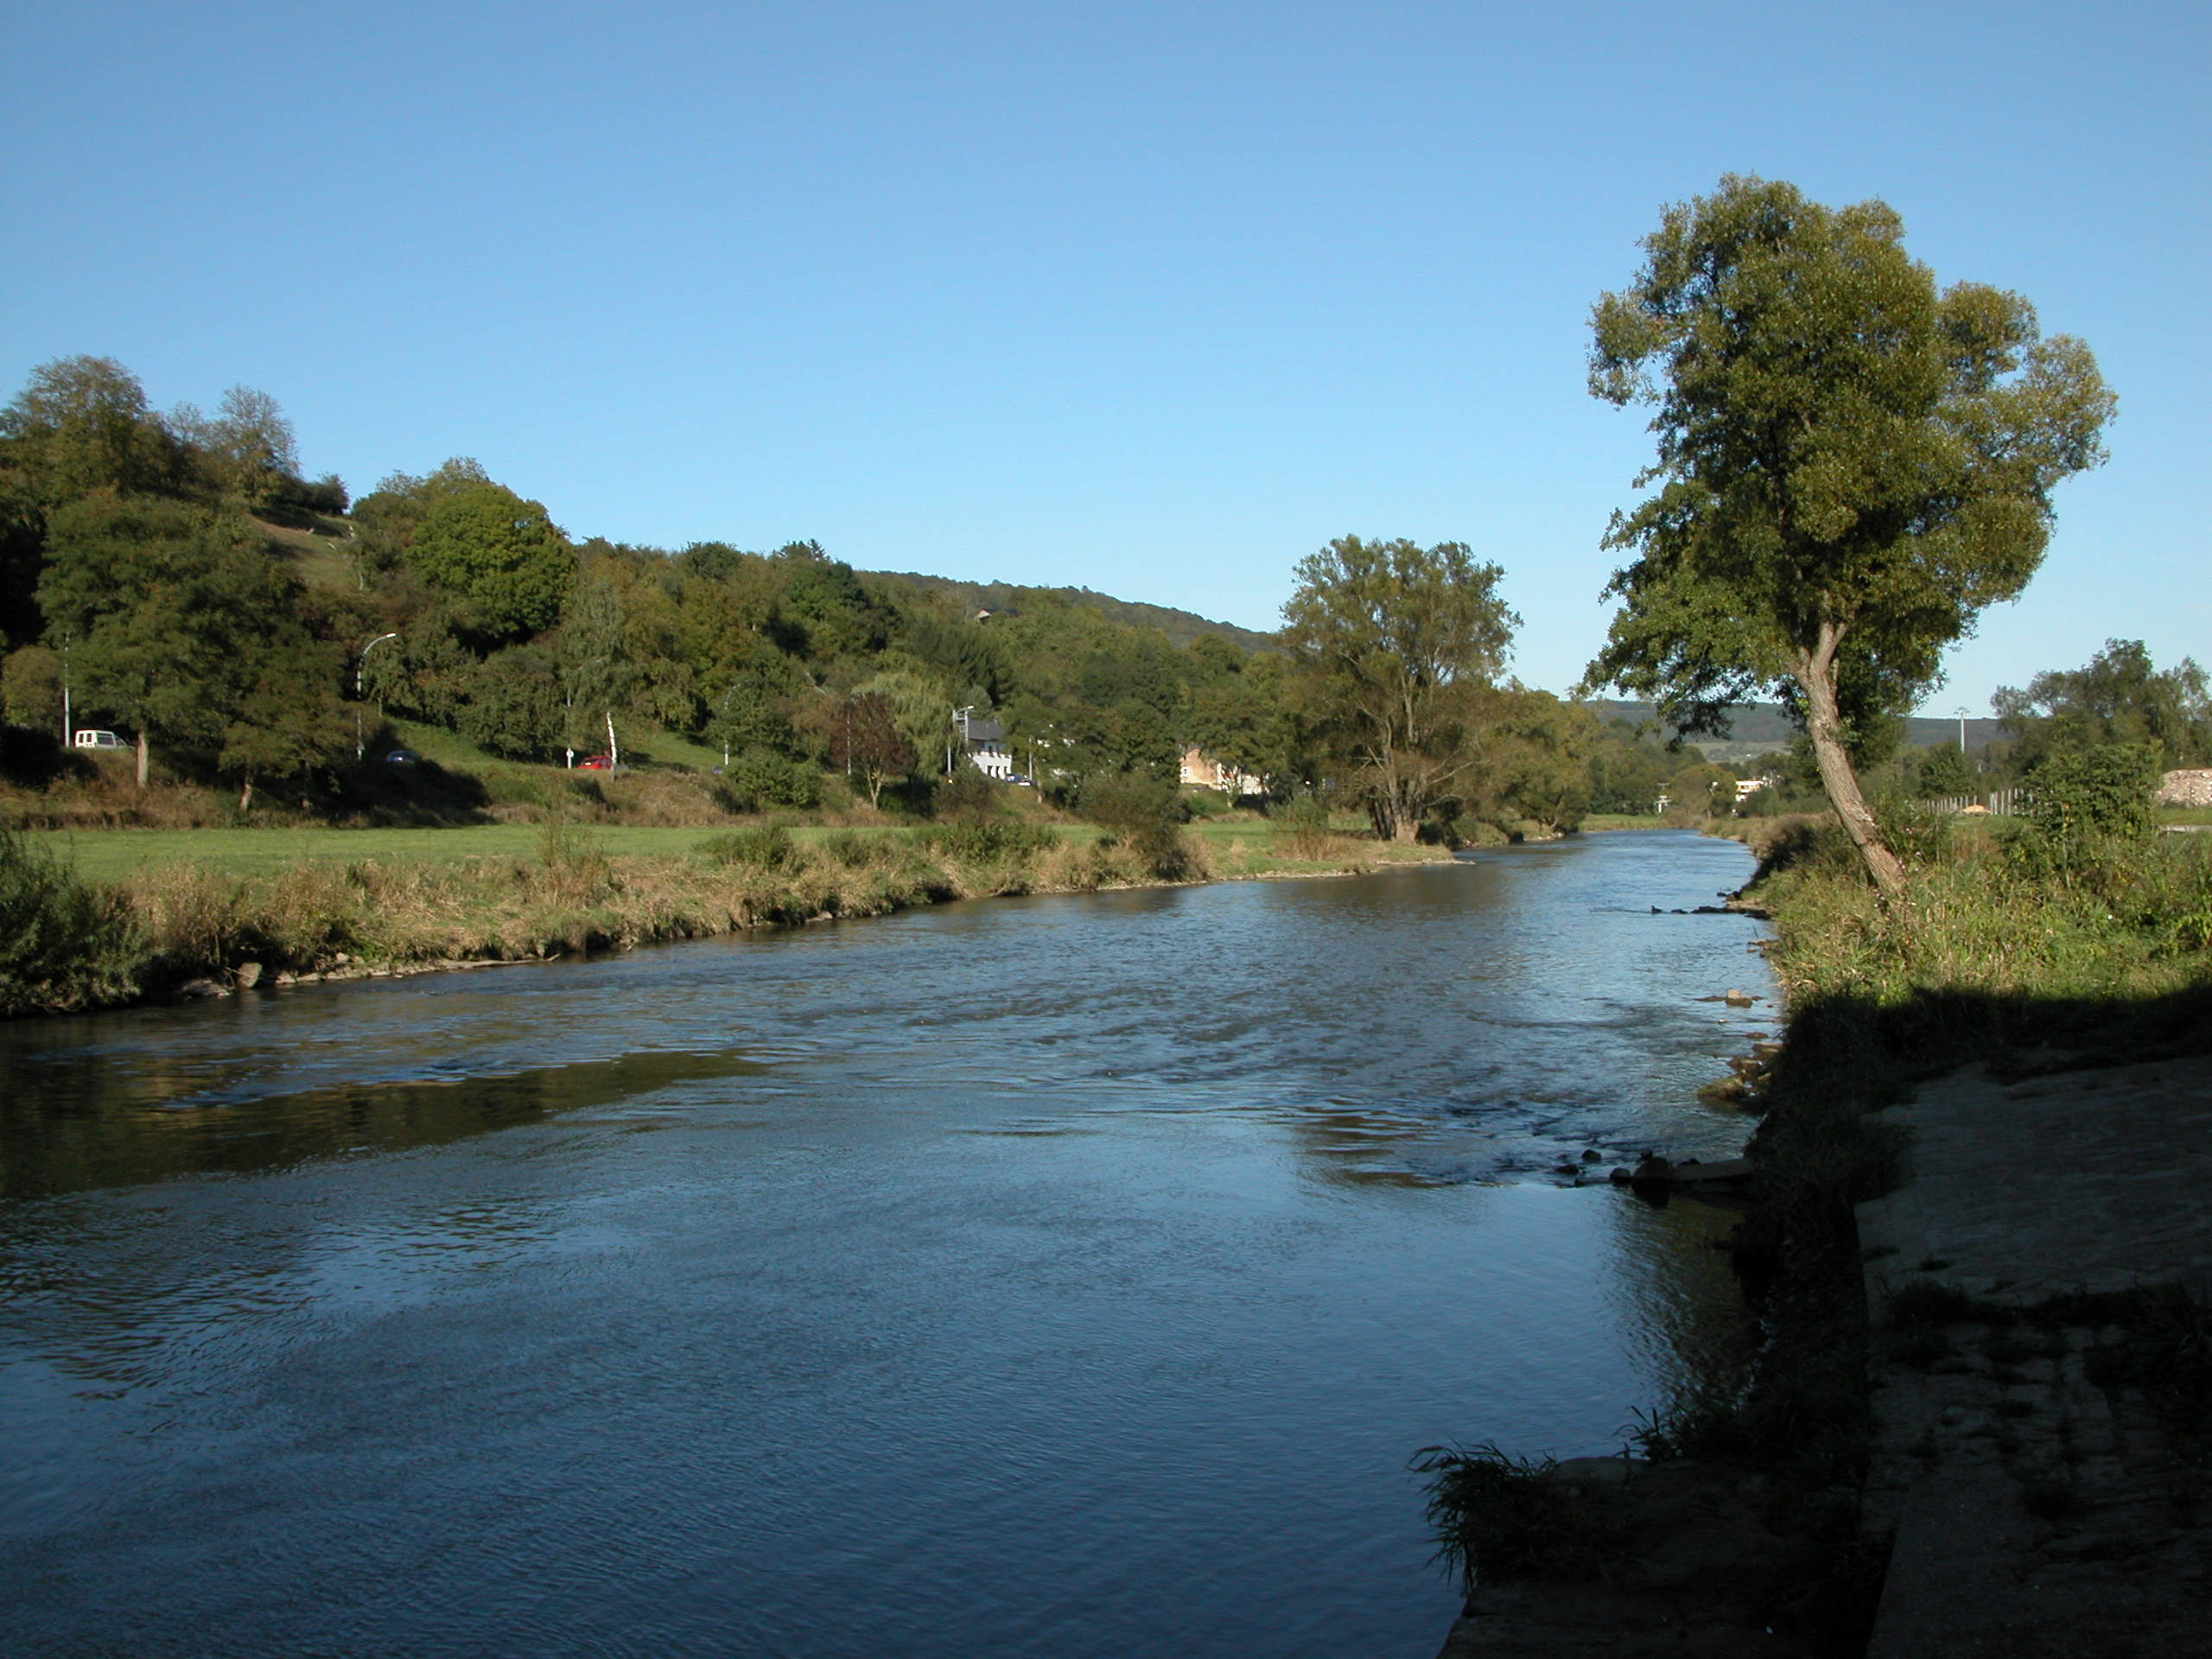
[1282,536,1516,842]
[1584,176,2113,895]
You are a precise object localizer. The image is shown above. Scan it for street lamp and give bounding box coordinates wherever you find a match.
[949,704,975,776]
[356,632,397,760]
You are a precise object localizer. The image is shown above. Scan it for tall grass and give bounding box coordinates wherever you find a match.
[0,823,144,1014]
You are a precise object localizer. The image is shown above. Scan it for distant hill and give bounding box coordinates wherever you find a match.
[1593,701,2005,758]
[861,571,1279,655]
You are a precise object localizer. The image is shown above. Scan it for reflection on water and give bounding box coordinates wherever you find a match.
[0,832,1773,1659]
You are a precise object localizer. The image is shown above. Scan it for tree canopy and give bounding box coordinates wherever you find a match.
[1583,175,2113,893]
[1996,639,2210,772]
[1281,536,1517,841]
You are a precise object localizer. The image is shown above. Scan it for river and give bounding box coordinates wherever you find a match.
[0,830,1772,1657]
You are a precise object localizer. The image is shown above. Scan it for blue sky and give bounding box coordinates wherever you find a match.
[4,1,2204,712]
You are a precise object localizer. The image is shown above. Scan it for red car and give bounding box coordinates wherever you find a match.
[578,753,613,771]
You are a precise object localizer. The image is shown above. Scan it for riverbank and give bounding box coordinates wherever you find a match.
[1431,811,2212,1656]
[0,817,1455,1018]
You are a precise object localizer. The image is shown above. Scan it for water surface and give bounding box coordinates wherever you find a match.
[0,830,1771,1657]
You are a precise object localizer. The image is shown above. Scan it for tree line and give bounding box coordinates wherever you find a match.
[0,357,1610,832]
[2,175,2154,854]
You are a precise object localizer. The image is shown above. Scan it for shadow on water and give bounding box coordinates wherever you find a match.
[0,1047,767,1202]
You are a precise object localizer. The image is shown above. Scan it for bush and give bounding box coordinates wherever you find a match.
[696,825,797,871]
[915,822,1057,862]
[2028,742,2159,848]
[1268,795,1341,860]
[536,821,614,905]
[931,766,1000,822]
[1872,793,1954,868]
[0,823,145,1014]
[1081,772,1196,878]
[713,748,821,813]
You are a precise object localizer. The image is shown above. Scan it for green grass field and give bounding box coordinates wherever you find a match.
[36,811,1430,887]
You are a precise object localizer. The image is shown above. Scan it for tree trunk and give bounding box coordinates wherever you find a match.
[238,774,254,811]
[1798,631,1907,899]
[135,730,149,790]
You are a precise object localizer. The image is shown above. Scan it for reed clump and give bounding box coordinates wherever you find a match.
[0,823,145,1014]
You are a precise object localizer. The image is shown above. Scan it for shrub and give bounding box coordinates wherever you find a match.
[931,765,1001,821]
[0,823,144,1014]
[697,825,797,871]
[2028,741,2159,849]
[915,821,1057,862]
[1268,795,1341,860]
[1872,793,1954,868]
[536,821,614,904]
[713,748,821,812]
[1081,772,1197,878]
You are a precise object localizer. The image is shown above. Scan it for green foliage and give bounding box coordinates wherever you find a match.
[1081,770,1197,877]
[0,355,182,505]
[37,496,332,766]
[914,821,1056,861]
[1410,1444,1617,1593]
[456,645,564,760]
[1870,795,1955,868]
[0,822,144,1014]
[2,645,64,733]
[1997,639,2211,772]
[2025,741,2159,849]
[1267,794,1341,859]
[1281,535,1517,842]
[1913,741,1974,798]
[171,385,299,510]
[713,747,820,812]
[1586,176,2113,891]
[404,482,572,644]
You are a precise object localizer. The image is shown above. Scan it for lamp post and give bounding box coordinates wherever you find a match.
[949,705,975,776]
[356,632,397,760]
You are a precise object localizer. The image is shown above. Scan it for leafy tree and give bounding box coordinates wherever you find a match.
[557,563,633,761]
[1584,176,2113,895]
[0,356,180,505]
[218,637,347,810]
[1586,719,1685,815]
[1470,688,1597,834]
[403,480,571,643]
[458,645,565,760]
[1995,639,2210,772]
[830,690,915,809]
[174,385,299,509]
[1281,535,1517,841]
[2,645,65,735]
[855,667,956,779]
[2025,741,2161,856]
[36,497,322,785]
[1914,740,1974,798]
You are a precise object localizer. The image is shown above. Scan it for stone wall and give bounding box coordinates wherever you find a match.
[2158,767,2212,807]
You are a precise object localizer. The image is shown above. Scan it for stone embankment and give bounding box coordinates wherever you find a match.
[1853,1053,2212,1657]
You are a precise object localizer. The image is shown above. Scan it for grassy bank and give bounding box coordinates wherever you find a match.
[0,815,1451,1018]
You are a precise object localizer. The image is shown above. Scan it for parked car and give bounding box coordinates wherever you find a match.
[384,749,422,766]
[578,753,614,771]
[72,729,127,750]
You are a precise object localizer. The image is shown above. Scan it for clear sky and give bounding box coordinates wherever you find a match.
[5,1,2204,713]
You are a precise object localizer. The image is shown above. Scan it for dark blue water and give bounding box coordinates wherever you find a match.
[0,831,1772,1656]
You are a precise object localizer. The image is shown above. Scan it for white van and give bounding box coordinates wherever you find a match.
[73,729,128,750]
